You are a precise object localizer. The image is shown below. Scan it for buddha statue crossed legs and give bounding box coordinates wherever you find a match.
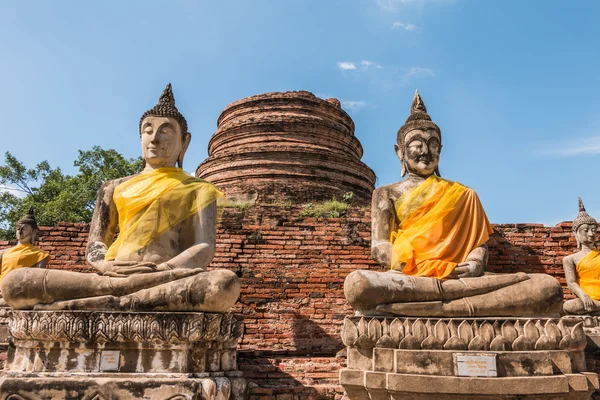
[344,91,563,317]
[1,84,240,312]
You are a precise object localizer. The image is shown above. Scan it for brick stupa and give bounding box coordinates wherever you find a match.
[196,91,376,204]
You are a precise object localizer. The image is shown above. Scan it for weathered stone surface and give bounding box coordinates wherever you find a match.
[6,310,243,374]
[342,317,587,353]
[196,91,376,204]
[2,310,247,399]
[341,316,598,399]
[0,374,247,400]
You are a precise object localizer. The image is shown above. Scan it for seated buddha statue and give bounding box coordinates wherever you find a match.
[562,198,600,315]
[0,84,240,312]
[0,208,49,306]
[344,91,563,317]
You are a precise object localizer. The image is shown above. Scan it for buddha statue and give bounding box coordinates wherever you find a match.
[344,91,563,317]
[0,208,49,289]
[0,84,240,312]
[562,198,600,315]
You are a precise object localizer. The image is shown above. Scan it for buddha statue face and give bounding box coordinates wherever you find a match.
[576,223,597,249]
[396,128,441,177]
[16,222,36,244]
[140,116,191,169]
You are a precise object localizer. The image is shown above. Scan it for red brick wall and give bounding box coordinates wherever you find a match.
[0,207,587,399]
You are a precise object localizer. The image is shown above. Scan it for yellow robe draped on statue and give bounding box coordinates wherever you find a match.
[0,243,49,283]
[391,175,493,279]
[576,250,600,301]
[105,167,223,260]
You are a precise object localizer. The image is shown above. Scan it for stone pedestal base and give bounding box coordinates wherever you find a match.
[0,372,246,399]
[340,316,599,399]
[0,310,247,399]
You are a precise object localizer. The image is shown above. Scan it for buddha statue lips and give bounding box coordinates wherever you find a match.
[0,84,240,313]
[344,90,563,317]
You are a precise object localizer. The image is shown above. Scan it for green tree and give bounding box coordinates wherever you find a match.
[0,146,142,239]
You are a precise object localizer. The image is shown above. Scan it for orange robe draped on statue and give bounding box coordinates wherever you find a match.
[390,175,493,279]
[576,250,600,301]
[0,243,49,283]
[105,167,223,260]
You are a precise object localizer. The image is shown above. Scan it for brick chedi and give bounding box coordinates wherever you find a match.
[196,91,376,204]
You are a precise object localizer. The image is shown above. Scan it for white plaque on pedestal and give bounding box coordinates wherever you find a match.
[455,354,497,377]
[100,350,121,371]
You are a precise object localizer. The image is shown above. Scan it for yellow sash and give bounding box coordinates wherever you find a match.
[0,243,49,282]
[105,167,223,260]
[391,175,493,279]
[576,250,600,300]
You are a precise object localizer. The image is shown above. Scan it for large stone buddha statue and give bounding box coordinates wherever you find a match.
[562,198,600,315]
[344,91,562,317]
[0,84,240,312]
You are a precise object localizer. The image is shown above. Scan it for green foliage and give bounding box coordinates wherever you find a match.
[299,191,355,218]
[226,200,254,210]
[0,146,142,239]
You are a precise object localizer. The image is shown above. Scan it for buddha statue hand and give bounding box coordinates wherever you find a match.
[448,260,483,279]
[580,293,595,312]
[100,260,159,277]
[372,241,393,268]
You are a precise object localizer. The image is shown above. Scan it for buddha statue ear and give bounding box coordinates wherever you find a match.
[177,132,192,169]
[395,143,408,177]
[434,143,442,177]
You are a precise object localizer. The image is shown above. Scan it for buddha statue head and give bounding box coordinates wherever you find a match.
[395,90,442,177]
[139,83,191,169]
[16,207,39,245]
[573,197,598,249]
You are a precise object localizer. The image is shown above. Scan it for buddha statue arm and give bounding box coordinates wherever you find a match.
[563,256,594,311]
[156,199,217,272]
[371,186,395,268]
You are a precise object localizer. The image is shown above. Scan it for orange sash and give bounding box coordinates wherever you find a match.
[391,175,493,279]
[576,250,600,300]
[105,167,223,260]
[0,243,49,282]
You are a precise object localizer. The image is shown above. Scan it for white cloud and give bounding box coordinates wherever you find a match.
[404,67,435,79]
[336,60,434,89]
[337,62,357,71]
[341,100,368,113]
[375,0,456,11]
[392,21,417,31]
[541,136,600,158]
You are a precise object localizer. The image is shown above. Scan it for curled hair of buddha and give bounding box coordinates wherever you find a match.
[396,90,441,151]
[139,83,189,136]
[18,206,39,231]
[573,197,597,232]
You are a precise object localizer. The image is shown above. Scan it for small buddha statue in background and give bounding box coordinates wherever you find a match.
[344,90,563,317]
[1,84,240,312]
[0,207,49,283]
[0,208,49,306]
[562,198,600,315]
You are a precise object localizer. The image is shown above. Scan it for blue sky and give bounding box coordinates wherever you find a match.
[1,0,599,224]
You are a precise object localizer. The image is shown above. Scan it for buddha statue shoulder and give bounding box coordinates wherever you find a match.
[0,84,240,312]
[344,91,563,317]
[563,198,600,315]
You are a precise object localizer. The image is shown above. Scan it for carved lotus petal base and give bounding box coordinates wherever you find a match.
[342,316,599,399]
